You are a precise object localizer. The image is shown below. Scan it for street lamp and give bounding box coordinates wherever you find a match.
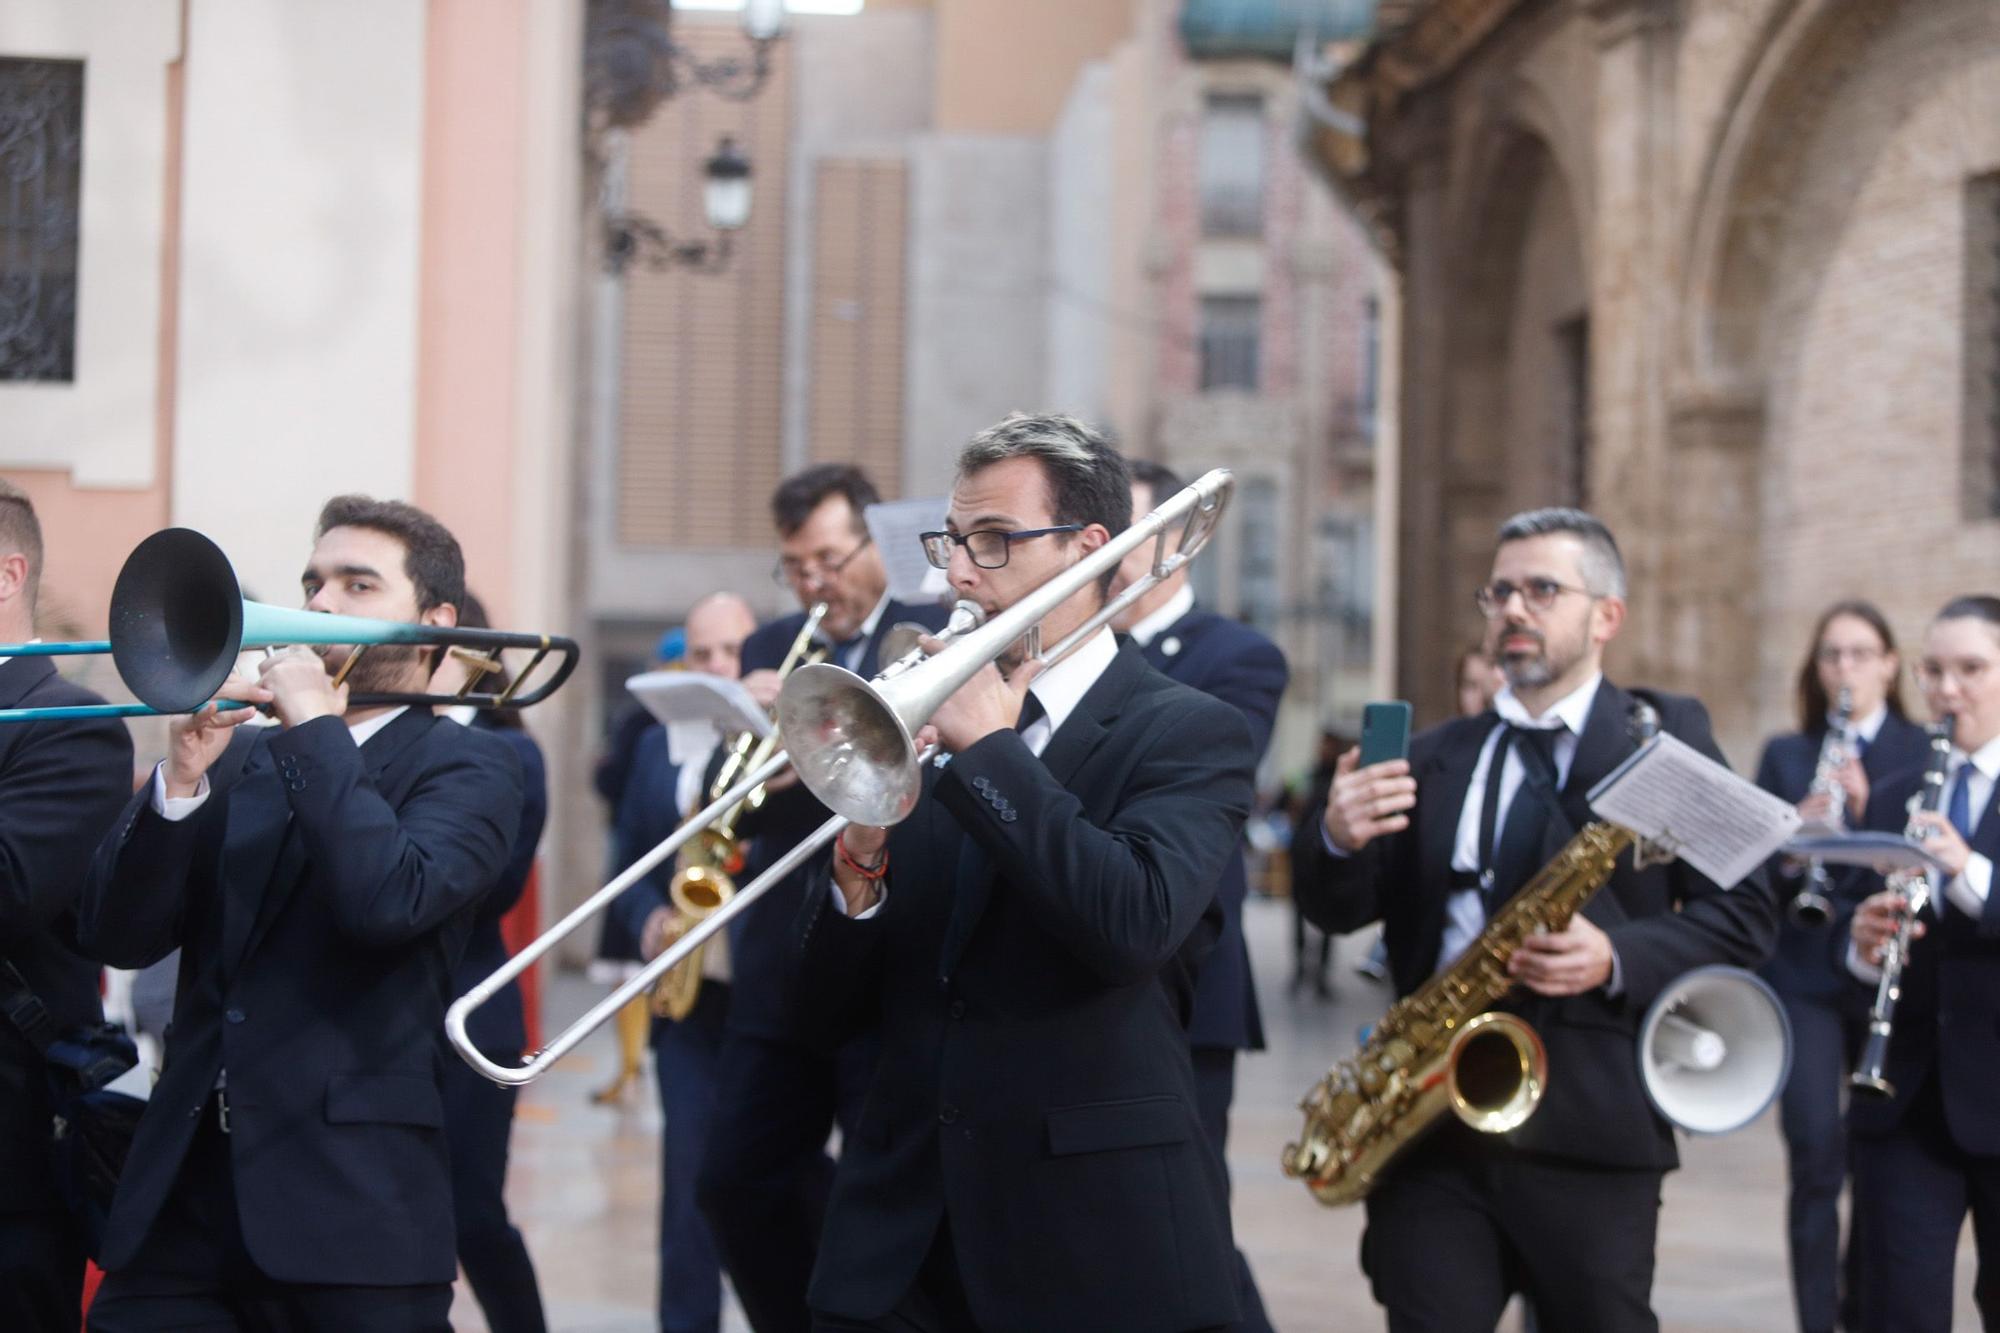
[605,136,754,276]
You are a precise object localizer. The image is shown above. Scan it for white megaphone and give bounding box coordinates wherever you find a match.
[1637,965,1792,1135]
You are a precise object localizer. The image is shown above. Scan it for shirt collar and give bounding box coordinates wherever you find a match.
[0,636,42,668]
[1492,671,1602,736]
[1848,705,1889,744]
[347,705,409,749]
[817,591,891,652]
[1024,628,1120,738]
[1958,731,2000,784]
[442,704,478,728]
[1127,586,1195,649]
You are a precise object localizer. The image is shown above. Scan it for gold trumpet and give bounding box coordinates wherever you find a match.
[649,603,828,1020]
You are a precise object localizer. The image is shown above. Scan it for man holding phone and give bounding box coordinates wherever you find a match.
[1294,508,1778,1333]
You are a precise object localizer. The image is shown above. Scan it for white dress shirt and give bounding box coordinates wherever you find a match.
[0,636,40,666]
[1126,586,1195,651]
[1847,729,2000,982]
[819,592,891,672]
[151,706,410,820]
[834,627,1123,919]
[1437,674,1604,972]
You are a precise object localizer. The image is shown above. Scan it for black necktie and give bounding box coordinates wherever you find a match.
[1483,724,1563,906]
[1015,693,1046,735]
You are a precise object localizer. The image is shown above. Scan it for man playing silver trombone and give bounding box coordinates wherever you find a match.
[789,417,1256,1333]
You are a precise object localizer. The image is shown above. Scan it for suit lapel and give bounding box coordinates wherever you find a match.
[0,655,55,710]
[1564,681,1641,928]
[235,708,436,967]
[220,737,289,978]
[939,646,1141,977]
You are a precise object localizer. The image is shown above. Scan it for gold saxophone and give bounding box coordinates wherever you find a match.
[650,604,829,1021]
[1281,821,1634,1205]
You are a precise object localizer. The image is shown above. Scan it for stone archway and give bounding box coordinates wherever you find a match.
[1677,0,2000,748]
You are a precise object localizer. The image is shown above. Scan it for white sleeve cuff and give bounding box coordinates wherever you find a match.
[1845,938,1883,985]
[1320,823,1351,858]
[828,879,886,920]
[151,762,211,822]
[1946,853,1992,919]
[1604,945,1624,998]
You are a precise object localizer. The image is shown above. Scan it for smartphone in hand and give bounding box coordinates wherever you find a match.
[1358,701,1413,769]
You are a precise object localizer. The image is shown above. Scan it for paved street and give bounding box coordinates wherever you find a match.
[458,895,1980,1331]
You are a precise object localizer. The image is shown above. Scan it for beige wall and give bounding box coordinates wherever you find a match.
[934,0,1134,134]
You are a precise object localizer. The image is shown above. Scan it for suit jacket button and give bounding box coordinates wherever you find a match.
[1001,809,1018,823]
[225,1008,245,1024]
[971,776,990,792]
[948,1000,966,1020]
[938,1104,961,1125]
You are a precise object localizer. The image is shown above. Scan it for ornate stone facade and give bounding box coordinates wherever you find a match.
[1309,0,2000,759]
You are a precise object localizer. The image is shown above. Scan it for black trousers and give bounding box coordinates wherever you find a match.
[1360,1133,1663,1333]
[441,1042,547,1333]
[697,1032,872,1333]
[1191,1047,1273,1333]
[1774,987,1864,1333]
[0,1205,85,1333]
[87,1104,451,1333]
[1851,1072,2000,1333]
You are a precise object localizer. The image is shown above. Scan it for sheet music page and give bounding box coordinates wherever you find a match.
[1587,733,1801,887]
[865,498,951,605]
[626,672,770,769]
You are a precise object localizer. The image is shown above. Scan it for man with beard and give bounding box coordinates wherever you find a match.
[80,496,523,1332]
[1293,507,1778,1333]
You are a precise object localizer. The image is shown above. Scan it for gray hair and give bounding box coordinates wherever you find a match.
[1496,506,1627,598]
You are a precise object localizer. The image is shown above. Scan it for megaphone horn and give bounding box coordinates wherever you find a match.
[1637,965,1793,1136]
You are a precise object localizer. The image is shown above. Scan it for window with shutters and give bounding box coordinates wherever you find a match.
[1968,172,2000,519]
[0,58,84,383]
[808,158,906,495]
[1199,93,1264,238]
[1199,295,1260,392]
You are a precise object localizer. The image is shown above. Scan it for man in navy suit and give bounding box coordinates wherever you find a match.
[696,465,950,1333]
[81,497,523,1332]
[0,482,134,1331]
[610,591,755,1333]
[1843,595,2000,1333]
[1109,458,1286,1333]
[1295,508,1778,1332]
[793,414,1255,1332]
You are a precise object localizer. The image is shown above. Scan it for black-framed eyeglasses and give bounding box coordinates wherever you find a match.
[772,534,873,588]
[919,525,1082,571]
[1473,577,1596,618]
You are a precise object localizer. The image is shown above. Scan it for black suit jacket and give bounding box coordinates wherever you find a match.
[726,599,952,1040]
[1753,713,1931,1000]
[451,718,547,1062]
[0,656,133,1215]
[1842,757,2000,1152]
[791,643,1256,1332]
[79,708,522,1283]
[1139,605,1287,1052]
[1294,681,1780,1171]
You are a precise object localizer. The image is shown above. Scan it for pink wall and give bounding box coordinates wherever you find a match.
[413,0,528,626]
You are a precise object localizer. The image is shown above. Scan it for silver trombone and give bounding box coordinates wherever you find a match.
[447,468,1235,1086]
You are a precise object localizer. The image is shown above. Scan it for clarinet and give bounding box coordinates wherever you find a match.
[1791,686,1854,926]
[1850,716,1955,1097]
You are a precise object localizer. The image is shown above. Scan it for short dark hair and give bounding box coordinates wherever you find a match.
[771,464,880,539]
[0,480,43,608]
[1495,506,1627,598]
[956,413,1132,592]
[1796,599,1908,734]
[1938,594,2000,626]
[315,495,465,615]
[1128,458,1184,509]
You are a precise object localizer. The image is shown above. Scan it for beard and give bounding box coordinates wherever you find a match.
[1497,624,1578,692]
[316,642,432,697]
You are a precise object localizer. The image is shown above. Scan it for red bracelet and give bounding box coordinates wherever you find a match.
[836,830,889,881]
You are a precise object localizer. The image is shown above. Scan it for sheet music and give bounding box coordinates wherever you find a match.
[626,671,769,766]
[1781,831,1947,878]
[1587,733,1801,888]
[865,498,951,605]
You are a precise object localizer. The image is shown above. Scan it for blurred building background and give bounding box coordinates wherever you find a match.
[1305,0,2000,763]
